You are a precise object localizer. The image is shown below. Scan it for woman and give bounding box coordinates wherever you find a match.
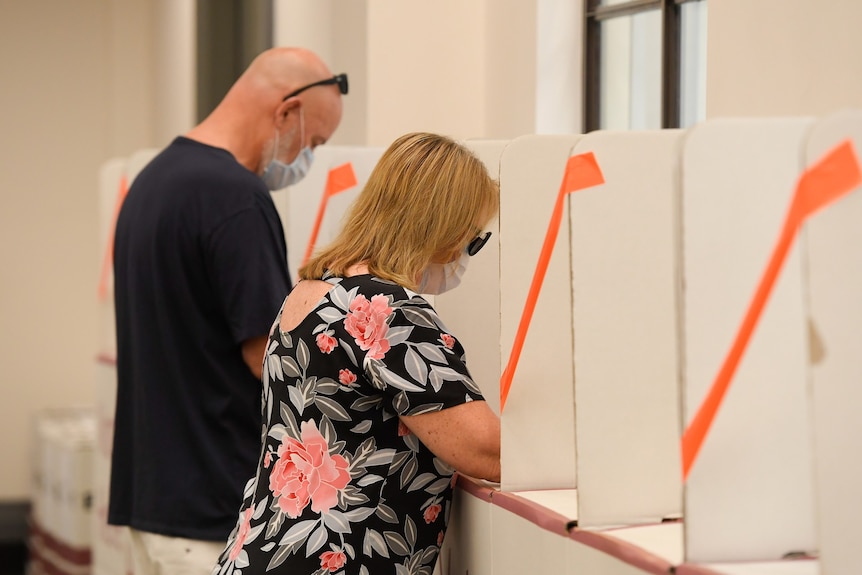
[212,132,501,575]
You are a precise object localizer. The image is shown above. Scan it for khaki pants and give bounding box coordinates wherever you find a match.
[128,528,226,575]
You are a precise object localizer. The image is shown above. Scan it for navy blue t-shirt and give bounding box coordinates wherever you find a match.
[108,137,292,540]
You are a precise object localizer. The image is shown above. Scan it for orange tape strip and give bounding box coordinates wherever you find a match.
[302,162,358,266]
[499,152,605,412]
[97,175,129,301]
[681,139,862,480]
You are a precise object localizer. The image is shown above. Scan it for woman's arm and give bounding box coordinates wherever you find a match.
[400,400,501,482]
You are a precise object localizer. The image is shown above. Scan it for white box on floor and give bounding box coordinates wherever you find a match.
[32,415,60,532]
[32,409,95,548]
[55,413,96,548]
[92,355,133,575]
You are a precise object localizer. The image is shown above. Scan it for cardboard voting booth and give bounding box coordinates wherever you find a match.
[93,149,159,575]
[275,145,384,284]
[569,130,685,529]
[804,110,862,575]
[444,116,862,574]
[439,481,496,575]
[92,113,862,575]
[96,149,159,355]
[676,562,818,575]
[681,118,818,563]
[498,134,583,493]
[97,158,127,355]
[434,139,509,414]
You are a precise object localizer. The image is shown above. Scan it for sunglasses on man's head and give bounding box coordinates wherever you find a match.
[282,73,349,101]
[467,232,492,256]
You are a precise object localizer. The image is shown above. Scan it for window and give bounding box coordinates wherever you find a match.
[584,0,707,131]
[196,0,274,122]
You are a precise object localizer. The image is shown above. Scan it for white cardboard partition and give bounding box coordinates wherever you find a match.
[678,561,819,575]
[498,134,582,492]
[439,486,495,575]
[569,130,684,527]
[97,158,126,354]
[92,358,132,575]
[125,148,161,186]
[489,502,649,575]
[682,118,817,562]
[434,140,509,414]
[596,523,684,566]
[277,146,384,283]
[804,109,862,575]
[94,148,158,575]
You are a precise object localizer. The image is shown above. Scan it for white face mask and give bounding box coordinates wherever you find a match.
[261,109,314,191]
[418,250,470,295]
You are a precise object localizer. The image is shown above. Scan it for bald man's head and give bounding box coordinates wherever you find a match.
[242,47,333,99]
[187,46,345,179]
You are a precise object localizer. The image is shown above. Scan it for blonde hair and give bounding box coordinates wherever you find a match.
[300,132,499,290]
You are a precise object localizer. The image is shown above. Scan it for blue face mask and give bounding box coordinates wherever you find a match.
[261,109,314,190]
[261,146,314,190]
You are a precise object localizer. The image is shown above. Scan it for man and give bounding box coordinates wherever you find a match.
[108,47,346,575]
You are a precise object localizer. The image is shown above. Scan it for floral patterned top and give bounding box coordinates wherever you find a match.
[212,273,485,575]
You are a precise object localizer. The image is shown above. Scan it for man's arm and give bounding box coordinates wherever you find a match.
[241,335,269,380]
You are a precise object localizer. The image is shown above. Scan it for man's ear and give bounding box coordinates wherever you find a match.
[274,98,301,128]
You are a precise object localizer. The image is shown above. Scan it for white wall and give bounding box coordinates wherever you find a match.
[536,0,583,135]
[365,1,487,145]
[153,0,196,147]
[273,0,368,146]
[707,0,862,118]
[0,0,194,500]
[274,0,564,145]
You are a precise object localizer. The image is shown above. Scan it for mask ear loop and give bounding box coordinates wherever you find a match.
[298,106,306,153]
[275,105,305,165]
[269,128,280,166]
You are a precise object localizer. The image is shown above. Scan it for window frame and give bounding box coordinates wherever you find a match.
[584,0,703,132]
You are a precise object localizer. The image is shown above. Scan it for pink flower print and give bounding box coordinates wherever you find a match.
[319,550,347,572]
[338,369,357,386]
[228,507,253,562]
[437,531,445,546]
[269,420,350,518]
[316,332,338,354]
[264,451,272,468]
[344,294,392,360]
[398,421,411,437]
[424,503,442,524]
[441,333,455,349]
